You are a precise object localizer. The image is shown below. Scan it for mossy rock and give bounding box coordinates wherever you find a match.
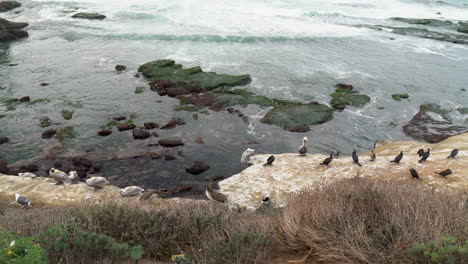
[457,107,468,115]
[138,59,251,91]
[56,126,77,139]
[134,87,145,94]
[213,88,301,108]
[457,25,468,34]
[392,93,409,101]
[260,102,334,130]
[0,18,28,29]
[0,114,6,118]
[71,12,106,20]
[61,110,74,120]
[420,103,451,123]
[391,17,453,27]
[330,88,370,110]
[0,1,21,12]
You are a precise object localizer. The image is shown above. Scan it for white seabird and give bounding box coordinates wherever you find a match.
[18,172,38,179]
[298,137,308,156]
[68,171,78,184]
[120,186,144,197]
[15,194,32,207]
[240,148,255,163]
[86,177,109,190]
[49,168,70,185]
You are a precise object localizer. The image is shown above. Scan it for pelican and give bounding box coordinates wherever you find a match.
[15,194,32,207]
[120,186,144,197]
[49,168,70,185]
[298,137,308,156]
[18,172,38,179]
[240,148,255,163]
[86,177,109,190]
[206,183,227,203]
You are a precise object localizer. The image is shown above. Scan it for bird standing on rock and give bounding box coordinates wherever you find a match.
[437,169,452,178]
[410,168,421,180]
[447,149,458,159]
[370,150,376,162]
[206,183,227,203]
[352,150,361,167]
[15,194,32,207]
[49,168,70,185]
[418,148,430,163]
[320,152,333,166]
[262,196,270,206]
[390,151,403,164]
[264,155,275,166]
[298,137,308,156]
[241,148,255,163]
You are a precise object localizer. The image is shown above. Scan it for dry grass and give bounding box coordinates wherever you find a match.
[0,178,466,264]
[275,178,467,264]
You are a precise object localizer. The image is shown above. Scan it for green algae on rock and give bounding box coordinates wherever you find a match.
[134,87,145,94]
[71,12,106,20]
[330,88,370,110]
[260,102,333,131]
[61,110,74,120]
[138,59,251,90]
[392,93,409,101]
[0,1,21,12]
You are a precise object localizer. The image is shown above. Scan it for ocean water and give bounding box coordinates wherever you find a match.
[1,0,467,189]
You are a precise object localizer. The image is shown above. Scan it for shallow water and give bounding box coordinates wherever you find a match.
[1,0,467,189]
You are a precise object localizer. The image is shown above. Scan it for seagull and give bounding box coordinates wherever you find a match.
[418,148,430,163]
[437,169,452,178]
[447,149,458,159]
[320,152,333,166]
[240,148,255,163]
[68,171,78,184]
[352,150,362,167]
[86,177,109,190]
[18,172,38,179]
[298,137,308,156]
[410,168,421,180]
[390,151,403,164]
[120,186,145,197]
[369,150,376,162]
[263,155,275,166]
[262,196,270,206]
[15,194,32,207]
[206,183,227,203]
[49,168,70,185]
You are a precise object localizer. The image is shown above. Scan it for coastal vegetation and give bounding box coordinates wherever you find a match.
[1,178,466,263]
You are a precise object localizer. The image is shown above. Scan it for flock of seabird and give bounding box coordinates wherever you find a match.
[11,138,462,208]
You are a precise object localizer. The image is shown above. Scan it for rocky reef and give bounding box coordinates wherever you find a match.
[0,1,21,12]
[0,18,28,43]
[220,133,467,209]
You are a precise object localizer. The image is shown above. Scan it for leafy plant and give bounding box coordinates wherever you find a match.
[408,235,467,264]
[0,229,47,264]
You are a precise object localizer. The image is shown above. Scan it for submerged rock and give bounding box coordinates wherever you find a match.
[261,102,334,131]
[391,17,454,27]
[403,103,467,143]
[392,93,409,101]
[97,129,112,136]
[115,65,126,71]
[61,110,74,120]
[117,123,136,131]
[186,161,210,175]
[330,88,371,110]
[71,12,106,20]
[0,1,21,12]
[158,139,184,147]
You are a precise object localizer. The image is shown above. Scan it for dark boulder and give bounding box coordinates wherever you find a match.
[111,116,126,121]
[117,123,136,131]
[186,161,210,175]
[166,88,190,97]
[40,82,49,86]
[164,154,177,161]
[288,125,311,133]
[115,65,126,71]
[97,129,112,136]
[161,120,178,130]
[158,139,184,147]
[144,122,159,129]
[335,83,354,90]
[0,1,22,12]
[147,152,162,159]
[0,137,9,145]
[41,129,56,139]
[19,96,30,102]
[133,127,151,140]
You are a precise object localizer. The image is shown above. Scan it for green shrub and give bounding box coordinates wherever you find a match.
[36,224,143,263]
[408,235,468,264]
[0,229,47,264]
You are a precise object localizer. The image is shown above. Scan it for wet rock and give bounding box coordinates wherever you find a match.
[151,132,159,137]
[149,80,174,96]
[39,116,52,128]
[178,93,216,107]
[261,102,334,131]
[19,96,30,102]
[166,88,190,97]
[69,157,92,168]
[194,137,205,144]
[61,110,74,120]
[71,12,106,20]
[134,73,140,78]
[208,102,226,111]
[164,154,177,161]
[115,65,126,71]
[335,83,354,90]
[158,139,184,147]
[138,59,251,91]
[289,125,311,133]
[147,152,162,159]
[0,160,9,174]
[391,17,454,27]
[169,186,193,195]
[0,137,9,145]
[41,129,56,139]
[458,25,468,34]
[144,122,159,129]
[392,93,409,101]
[458,107,468,114]
[0,1,22,12]
[206,175,224,181]
[134,87,145,94]
[226,107,234,114]
[161,120,180,130]
[117,123,136,131]
[185,84,203,93]
[40,82,49,86]
[111,116,126,121]
[133,127,151,140]
[0,18,28,42]
[330,88,370,110]
[403,103,468,143]
[186,161,210,175]
[97,129,112,136]
[19,163,38,172]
